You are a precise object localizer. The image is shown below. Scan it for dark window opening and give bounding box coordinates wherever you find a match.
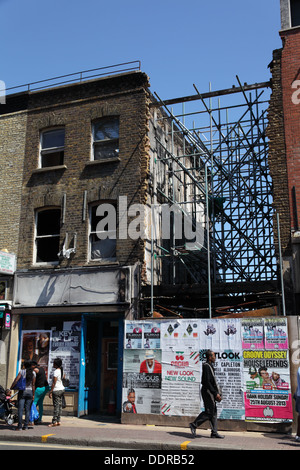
[291,0,300,26]
[36,209,61,263]
[92,117,119,161]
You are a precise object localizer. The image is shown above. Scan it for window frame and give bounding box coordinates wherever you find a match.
[88,202,117,263]
[34,207,61,265]
[39,127,65,169]
[91,117,120,162]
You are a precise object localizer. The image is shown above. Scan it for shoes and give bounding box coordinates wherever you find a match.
[211,432,225,439]
[189,423,196,438]
[295,435,300,442]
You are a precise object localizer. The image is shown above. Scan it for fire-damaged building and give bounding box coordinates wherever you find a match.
[0,0,299,419]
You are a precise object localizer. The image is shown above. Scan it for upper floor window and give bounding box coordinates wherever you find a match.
[92,117,119,161]
[35,208,61,264]
[89,203,116,261]
[40,128,65,168]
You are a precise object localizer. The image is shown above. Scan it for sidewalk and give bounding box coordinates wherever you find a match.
[0,415,299,451]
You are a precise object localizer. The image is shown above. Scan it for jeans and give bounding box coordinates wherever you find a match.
[52,390,64,424]
[18,390,33,429]
[33,386,49,422]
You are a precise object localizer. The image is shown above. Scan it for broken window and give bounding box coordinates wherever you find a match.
[40,128,65,168]
[35,208,61,263]
[92,117,119,161]
[89,203,116,261]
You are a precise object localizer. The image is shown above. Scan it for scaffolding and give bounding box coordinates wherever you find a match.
[147,77,278,316]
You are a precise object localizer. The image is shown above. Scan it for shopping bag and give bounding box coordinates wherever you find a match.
[30,402,39,422]
[14,375,26,391]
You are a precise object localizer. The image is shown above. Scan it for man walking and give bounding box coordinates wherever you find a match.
[189,350,224,439]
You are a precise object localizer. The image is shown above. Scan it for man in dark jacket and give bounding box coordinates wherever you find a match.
[189,350,224,438]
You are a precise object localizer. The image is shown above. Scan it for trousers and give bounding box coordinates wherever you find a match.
[33,386,49,422]
[52,390,64,424]
[192,388,218,434]
[18,390,33,429]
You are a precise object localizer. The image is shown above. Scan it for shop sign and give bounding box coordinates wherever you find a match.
[0,251,16,275]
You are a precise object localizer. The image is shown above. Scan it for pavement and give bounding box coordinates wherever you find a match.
[0,414,300,451]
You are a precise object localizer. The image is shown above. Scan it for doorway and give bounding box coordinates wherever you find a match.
[84,318,120,416]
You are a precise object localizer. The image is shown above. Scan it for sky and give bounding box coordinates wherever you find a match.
[0,0,282,101]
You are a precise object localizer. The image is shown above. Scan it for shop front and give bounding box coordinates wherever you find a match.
[7,267,133,418]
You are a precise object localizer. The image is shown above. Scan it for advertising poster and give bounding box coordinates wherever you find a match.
[122,348,162,414]
[243,348,293,423]
[125,321,143,349]
[20,331,51,378]
[161,349,201,416]
[122,318,293,423]
[161,320,200,350]
[212,349,245,420]
[241,318,264,350]
[264,318,288,350]
[49,321,81,389]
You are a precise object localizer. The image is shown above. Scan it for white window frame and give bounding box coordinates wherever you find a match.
[40,128,65,168]
[92,117,119,162]
[89,202,117,262]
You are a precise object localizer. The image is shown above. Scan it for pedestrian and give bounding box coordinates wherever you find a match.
[189,350,224,439]
[31,360,49,424]
[293,365,300,442]
[11,360,36,431]
[48,358,65,427]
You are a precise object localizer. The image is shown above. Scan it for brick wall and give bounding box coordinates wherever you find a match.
[16,72,151,273]
[280,27,300,234]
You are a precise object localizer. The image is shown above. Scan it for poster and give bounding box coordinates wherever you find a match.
[123,318,293,423]
[49,321,81,389]
[243,348,293,423]
[161,349,201,416]
[20,331,51,378]
[241,318,264,350]
[161,320,200,350]
[122,349,162,414]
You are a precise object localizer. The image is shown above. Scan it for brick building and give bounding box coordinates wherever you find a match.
[267,0,300,314]
[0,64,205,416]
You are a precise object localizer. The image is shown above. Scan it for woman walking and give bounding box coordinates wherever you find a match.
[48,358,65,427]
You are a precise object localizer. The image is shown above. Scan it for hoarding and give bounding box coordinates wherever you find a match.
[123,318,293,423]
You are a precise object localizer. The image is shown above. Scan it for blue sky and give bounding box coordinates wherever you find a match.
[0,0,282,100]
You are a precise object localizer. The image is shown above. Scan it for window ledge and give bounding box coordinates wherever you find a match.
[85,158,120,166]
[32,165,67,174]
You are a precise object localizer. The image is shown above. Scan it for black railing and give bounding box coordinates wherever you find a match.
[4,60,141,95]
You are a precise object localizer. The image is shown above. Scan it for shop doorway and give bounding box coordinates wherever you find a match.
[84,318,120,416]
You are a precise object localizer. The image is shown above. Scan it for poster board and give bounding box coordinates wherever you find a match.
[122,318,293,423]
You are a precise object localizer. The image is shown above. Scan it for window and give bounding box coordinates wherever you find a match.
[40,128,65,168]
[92,117,119,161]
[291,0,300,26]
[35,208,61,264]
[89,203,116,261]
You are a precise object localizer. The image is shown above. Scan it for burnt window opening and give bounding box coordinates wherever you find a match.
[291,0,300,26]
[35,208,61,263]
[40,128,65,168]
[92,117,119,161]
[89,203,117,261]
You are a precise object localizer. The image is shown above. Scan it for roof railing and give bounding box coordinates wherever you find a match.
[4,60,141,96]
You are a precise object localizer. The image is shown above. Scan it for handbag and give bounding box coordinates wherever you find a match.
[14,374,26,391]
[30,402,39,422]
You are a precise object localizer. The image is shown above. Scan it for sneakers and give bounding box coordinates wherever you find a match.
[189,423,196,438]
[295,435,300,442]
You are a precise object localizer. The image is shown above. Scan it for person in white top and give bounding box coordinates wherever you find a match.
[48,358,65,427]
